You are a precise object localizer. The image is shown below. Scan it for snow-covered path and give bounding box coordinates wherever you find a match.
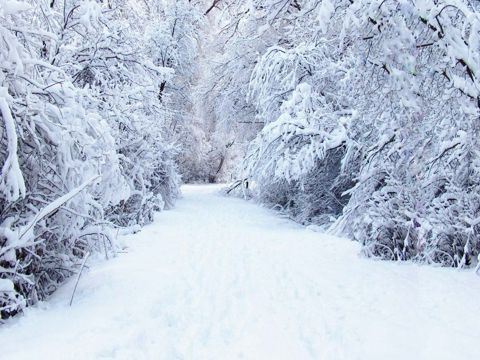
[2,185,480,360]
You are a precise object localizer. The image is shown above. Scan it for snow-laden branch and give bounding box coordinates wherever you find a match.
[0,88,26,202]
[0,176,100,259]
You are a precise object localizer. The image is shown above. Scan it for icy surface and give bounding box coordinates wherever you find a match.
[2,184,479,360]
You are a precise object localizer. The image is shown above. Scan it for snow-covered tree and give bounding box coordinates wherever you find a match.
[214,0,480,268]
[0,0,182,319]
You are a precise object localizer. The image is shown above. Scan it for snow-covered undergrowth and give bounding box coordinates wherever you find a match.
[0,0,197,319]
[1,185,479,360]
[210,0,480,269]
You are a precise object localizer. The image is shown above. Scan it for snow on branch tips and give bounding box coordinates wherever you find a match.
[0,88,25,202]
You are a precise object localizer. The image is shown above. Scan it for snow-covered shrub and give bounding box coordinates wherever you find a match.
[0,1,124,318]
[214,0,480,268]
[337,0,480,267]
[244,43,355,223]
[46,0,180,227]
[0,0,182,319]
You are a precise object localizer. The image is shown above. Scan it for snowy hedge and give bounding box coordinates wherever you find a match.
[215,0,480,268]
[0,0,183,320]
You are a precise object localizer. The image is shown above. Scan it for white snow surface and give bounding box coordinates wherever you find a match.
[2,184,480,360]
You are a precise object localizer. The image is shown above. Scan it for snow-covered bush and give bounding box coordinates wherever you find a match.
[0,0,181,319]
[337,0,480,267]
[47,0,180,226]
[0,0,120,318]
[213,0,480,268]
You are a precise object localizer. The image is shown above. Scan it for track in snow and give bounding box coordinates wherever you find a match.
[2,184,480,360]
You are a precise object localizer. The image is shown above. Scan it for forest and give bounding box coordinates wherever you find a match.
[1,0,480,322]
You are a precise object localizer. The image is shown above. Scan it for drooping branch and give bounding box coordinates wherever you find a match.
[205,0,221,15]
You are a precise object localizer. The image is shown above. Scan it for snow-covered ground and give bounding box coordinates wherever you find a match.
[2,185,480,360]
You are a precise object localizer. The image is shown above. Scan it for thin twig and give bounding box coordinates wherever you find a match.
[69,251,90,306]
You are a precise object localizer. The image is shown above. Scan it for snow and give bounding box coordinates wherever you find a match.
[0,0,31,16]
[0,88,26,202]
[0,279,14,292]
[1,184,479,360]
[14,176,100,249]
